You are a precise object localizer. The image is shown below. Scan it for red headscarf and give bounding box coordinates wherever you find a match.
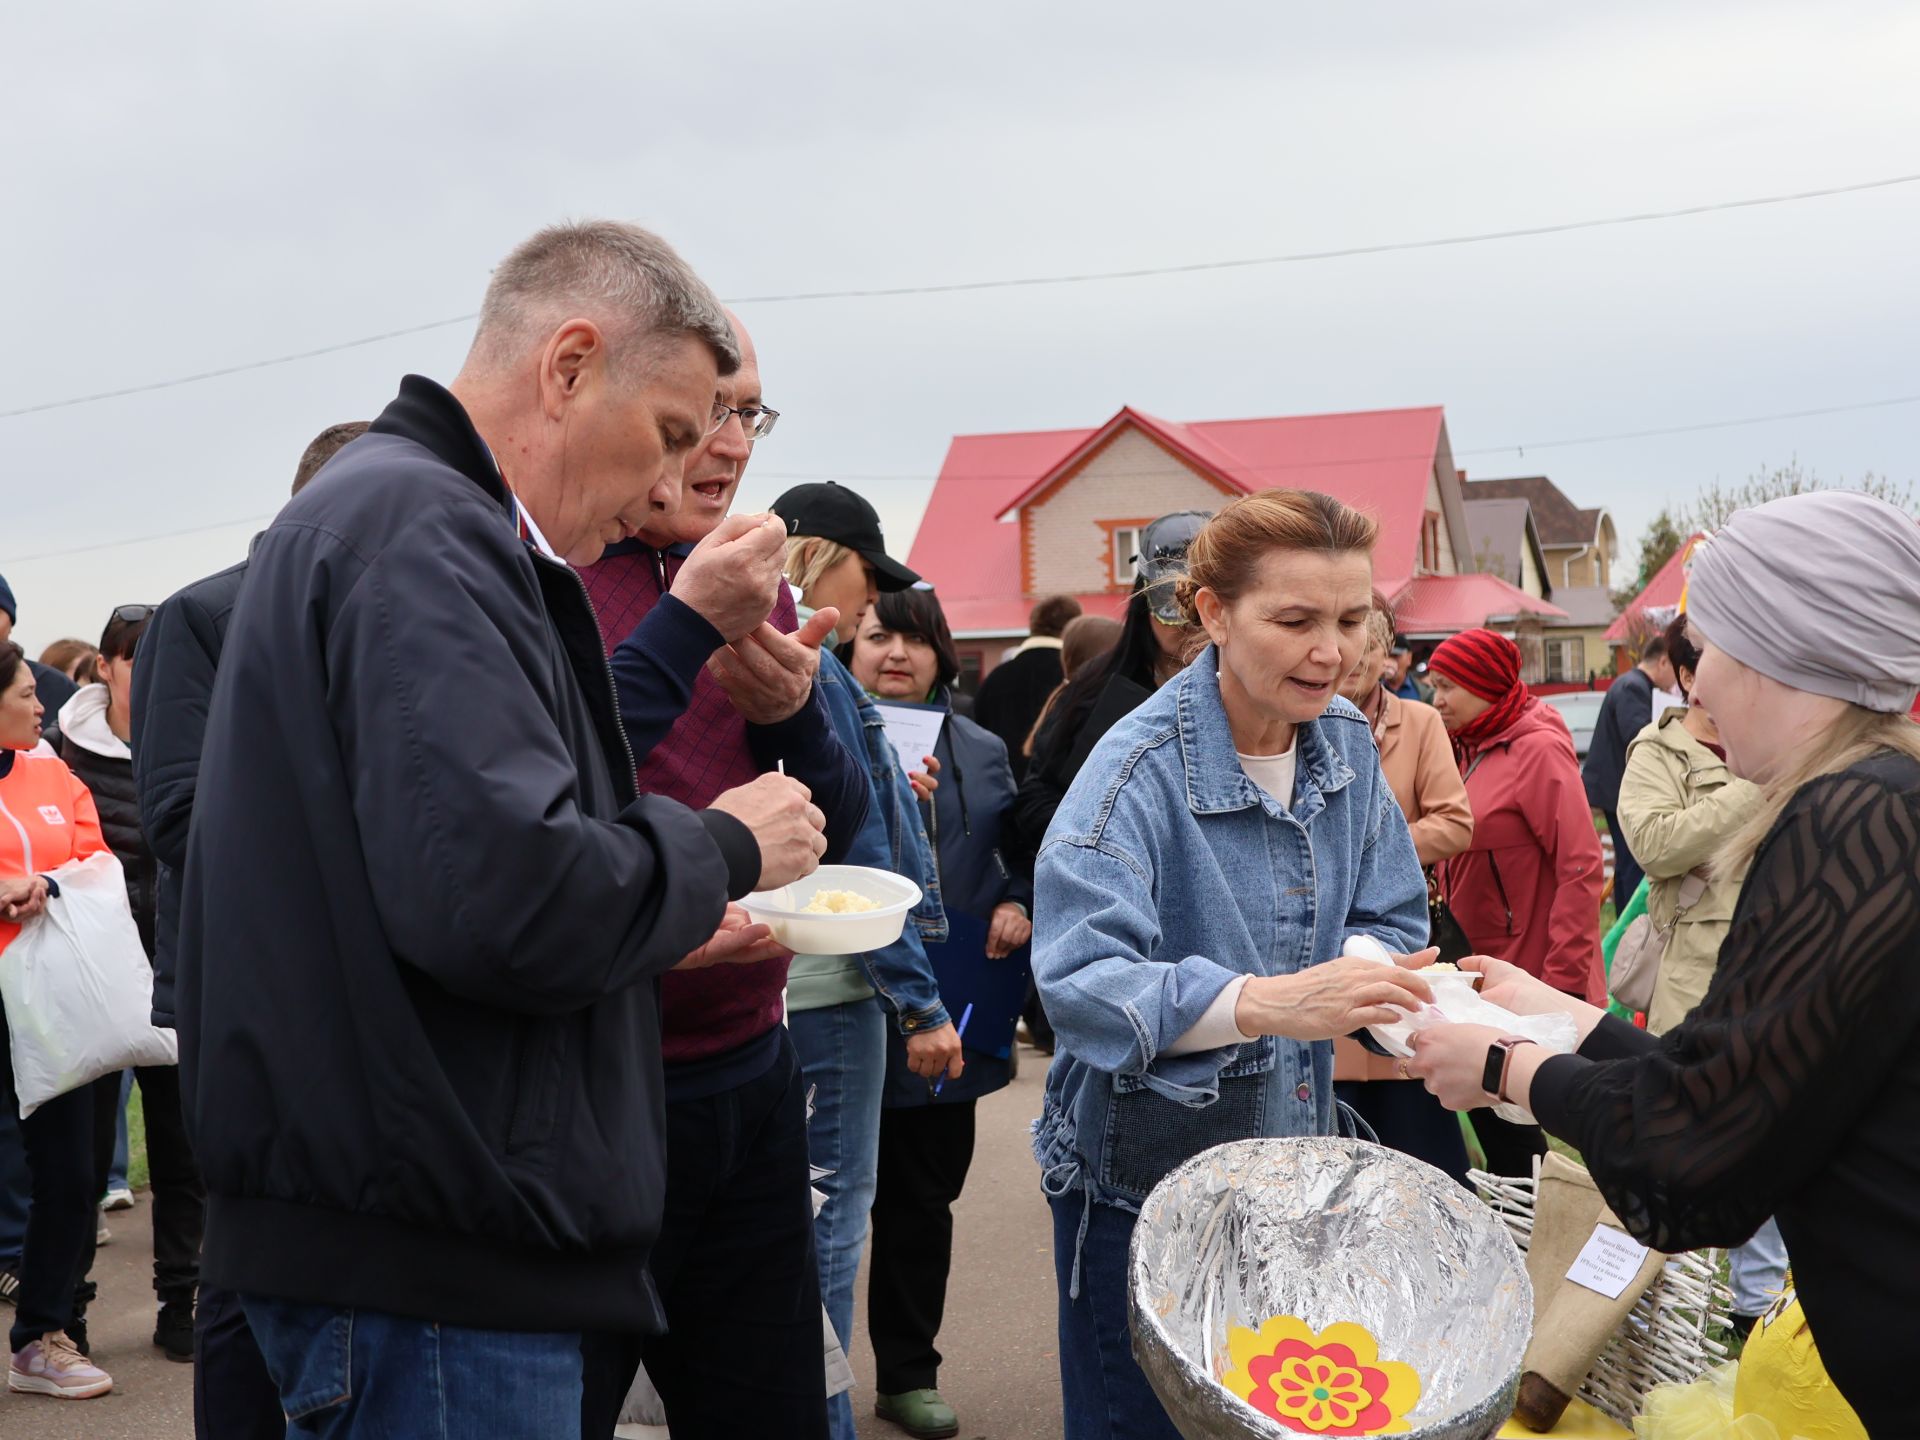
[1428,628,1534,772]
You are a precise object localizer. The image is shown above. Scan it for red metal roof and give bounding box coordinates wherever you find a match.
[1390,573,1568,636]
[911,405,1449,633]
[1604,533,1709,641]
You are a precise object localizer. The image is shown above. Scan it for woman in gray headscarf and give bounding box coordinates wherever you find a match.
[1407,490,1920,1435]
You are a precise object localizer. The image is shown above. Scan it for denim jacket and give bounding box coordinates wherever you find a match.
[1031,647,1427,1242]
[813,645,951,1034]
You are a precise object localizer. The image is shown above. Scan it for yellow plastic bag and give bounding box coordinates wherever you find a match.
[1632,1364,1774,1439]
[1731,1288,1866,1440]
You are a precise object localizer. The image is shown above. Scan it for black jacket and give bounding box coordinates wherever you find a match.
[56,689,157,957]
[1581,666,1654,811]
[883,696,1031,1109]
[131,554,250,1029]
[177,376,759,1333]
[971,643,1063,783]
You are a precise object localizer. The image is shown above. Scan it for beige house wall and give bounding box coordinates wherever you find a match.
[1540,625,1615,682]
[1546,539,1614,591]
[1519,535,1546,597]
[1423,462,1459,575]
[1023,429,1233,594]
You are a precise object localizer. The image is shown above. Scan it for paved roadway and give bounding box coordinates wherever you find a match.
[6,1043,1063,1439]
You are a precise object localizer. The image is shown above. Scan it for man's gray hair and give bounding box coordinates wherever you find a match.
[469,220,740,381]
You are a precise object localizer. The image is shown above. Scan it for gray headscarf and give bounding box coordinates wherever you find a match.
[1687,490,1920,713]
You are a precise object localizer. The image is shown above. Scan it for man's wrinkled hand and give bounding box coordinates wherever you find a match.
[708,610,838,725]
[672,512,787,642]
[674,905,786,970]
[708,773,827,890]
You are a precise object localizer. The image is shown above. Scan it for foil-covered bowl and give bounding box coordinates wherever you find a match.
[1130,1138,1530,1439]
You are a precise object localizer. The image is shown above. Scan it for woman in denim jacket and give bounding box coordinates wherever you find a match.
[1031,492,1433,1440]
[776,515,960,1440]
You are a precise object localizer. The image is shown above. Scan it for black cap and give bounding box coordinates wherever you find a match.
[770,482,920,592]
[1390,634,1412,655]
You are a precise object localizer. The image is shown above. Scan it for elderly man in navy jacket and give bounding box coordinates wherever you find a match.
[177,222,838,1437]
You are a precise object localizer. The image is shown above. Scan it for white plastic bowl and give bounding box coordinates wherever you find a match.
[741,865,922,954]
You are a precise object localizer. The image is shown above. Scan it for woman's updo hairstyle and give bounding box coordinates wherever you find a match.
[1172,489,1379,627]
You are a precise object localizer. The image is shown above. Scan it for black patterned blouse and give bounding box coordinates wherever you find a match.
[1530,750,1920,1433]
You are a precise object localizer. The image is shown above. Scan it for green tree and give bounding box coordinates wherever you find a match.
[1613,506,1685,612]
[1684,456,1917,532]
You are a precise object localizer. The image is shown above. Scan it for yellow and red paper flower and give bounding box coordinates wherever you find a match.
[1221,1316,1421,1434]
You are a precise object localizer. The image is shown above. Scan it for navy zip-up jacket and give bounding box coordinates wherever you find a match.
[176,375,759,1333]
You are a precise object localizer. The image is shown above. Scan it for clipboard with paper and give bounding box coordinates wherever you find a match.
[924,910,1030,1061]
[871,700,946,783]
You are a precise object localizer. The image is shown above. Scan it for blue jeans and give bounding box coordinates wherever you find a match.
[0,1104,27,1276]
[107,1070,131,1195]
[242,1296,583,1439]
[790,996,887,1440]
[1729,1217,1789,1318]
[1050,1194,1183,1440]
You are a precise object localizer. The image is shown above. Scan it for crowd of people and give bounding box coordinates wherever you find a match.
[0,217,1915,1440]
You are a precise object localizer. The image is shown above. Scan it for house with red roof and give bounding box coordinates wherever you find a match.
[906,403,1569,687]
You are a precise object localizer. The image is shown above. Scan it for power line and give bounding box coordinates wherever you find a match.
[4,169,1916,421]
[10,390,1913,566]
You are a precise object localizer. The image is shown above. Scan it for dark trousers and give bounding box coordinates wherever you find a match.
[1604,809,1644,911]
[580,1030,828,1440]
[1335,1080,1470,1188]
[0,1102,27,1275]
[0,1010,97,1353]
[868,1100,977,1394]
[1468,1109,1547,1180]
[196,1284,284,1440]
[78,1063,204,1315]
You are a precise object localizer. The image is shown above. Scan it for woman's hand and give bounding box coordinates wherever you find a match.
[908,753,941,804]
[1234,951,1437,1043]
[1462,954,1607,1043]
[986,902,1032,958]
[906,1021,964,1084]
[1405,1023,1504,1109]
[0,875,49,922]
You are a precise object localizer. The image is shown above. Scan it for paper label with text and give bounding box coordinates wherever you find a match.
[1565,1224,1651,1300]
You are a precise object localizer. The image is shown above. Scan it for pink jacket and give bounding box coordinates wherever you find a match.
[1438,702,1606,1004]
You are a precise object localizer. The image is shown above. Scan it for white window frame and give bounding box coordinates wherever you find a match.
[1111,525,1141,586]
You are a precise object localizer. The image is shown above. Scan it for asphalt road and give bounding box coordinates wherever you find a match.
[3,1042,1064,1439]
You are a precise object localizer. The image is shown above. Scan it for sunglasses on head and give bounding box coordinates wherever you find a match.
[112,604,156,625]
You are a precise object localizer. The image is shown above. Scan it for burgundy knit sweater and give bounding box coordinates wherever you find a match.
[580,547,799,1064]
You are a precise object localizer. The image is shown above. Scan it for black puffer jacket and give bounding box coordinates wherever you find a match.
[57,685,157,957]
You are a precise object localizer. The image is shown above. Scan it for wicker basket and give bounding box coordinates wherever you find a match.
[1470,1167,1735,1428]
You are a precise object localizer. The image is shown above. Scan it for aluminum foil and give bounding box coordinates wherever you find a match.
[1130,1138,1531,1440]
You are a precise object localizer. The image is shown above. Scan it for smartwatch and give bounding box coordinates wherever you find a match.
[1481,1037,1537,1103]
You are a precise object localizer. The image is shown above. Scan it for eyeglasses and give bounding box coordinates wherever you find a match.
[717,404,781,441]
[112,604,155,625]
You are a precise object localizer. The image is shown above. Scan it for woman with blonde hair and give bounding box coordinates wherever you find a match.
[1032,490,1433,1440]
[1409,491,1920,1435]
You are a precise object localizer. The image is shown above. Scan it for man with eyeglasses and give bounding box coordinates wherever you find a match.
[576,310,869,1440]
[175,223,836,1437]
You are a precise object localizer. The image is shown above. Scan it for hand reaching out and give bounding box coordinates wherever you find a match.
[985,902,1031,958]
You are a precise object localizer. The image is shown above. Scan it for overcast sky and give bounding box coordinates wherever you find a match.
[4,1,1915,649]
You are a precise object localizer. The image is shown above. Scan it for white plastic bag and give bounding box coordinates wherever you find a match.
[1344,934,1577,1125]
[1,851,177,1117]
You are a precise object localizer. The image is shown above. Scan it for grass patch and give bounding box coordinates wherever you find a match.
[126,1082,149,1192]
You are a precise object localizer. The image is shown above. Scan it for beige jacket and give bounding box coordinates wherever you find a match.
[1335,691,1475,1082]
[1616,709,1763,1034]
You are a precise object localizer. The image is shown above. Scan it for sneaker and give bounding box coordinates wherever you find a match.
[0,1271,17,1307]
[155,1300,195,1363]
[95,1222,111,1247]
[100,1187,135,1212]
[875,1389,959,1440]
[8,1332,113,1399]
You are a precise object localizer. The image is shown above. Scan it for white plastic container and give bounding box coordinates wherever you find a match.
[741,865,923,954]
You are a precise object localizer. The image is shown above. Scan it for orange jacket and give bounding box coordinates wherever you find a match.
[0,748,108,958]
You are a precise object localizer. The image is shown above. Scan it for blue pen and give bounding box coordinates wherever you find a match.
[932,1002,974,1096]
